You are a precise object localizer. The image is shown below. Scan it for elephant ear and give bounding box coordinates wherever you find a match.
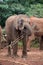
[24,22,32,36]
[27,18,31,25]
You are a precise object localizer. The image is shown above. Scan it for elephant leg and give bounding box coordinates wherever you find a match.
[40,36,43,50]
[27,38,30,51]
[13,42,18,56]
[8,41,11,56]
[8,47,11,55]
[22,36,27,57]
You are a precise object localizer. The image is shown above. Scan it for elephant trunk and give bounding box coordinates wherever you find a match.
[24,22,32,36]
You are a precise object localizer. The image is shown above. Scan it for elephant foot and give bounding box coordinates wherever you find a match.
[12,54,19,58]
[5,54,11,57]
[27,49,30,52]
[22,54,27,58]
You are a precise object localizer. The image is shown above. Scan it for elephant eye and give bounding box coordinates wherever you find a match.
[29,22,30,24]
[24,27,26,29]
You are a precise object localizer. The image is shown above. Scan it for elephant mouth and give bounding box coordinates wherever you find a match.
[18,27,24,30]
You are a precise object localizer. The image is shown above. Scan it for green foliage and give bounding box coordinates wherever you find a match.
[0,2,25,27]
[0,0,43,27]
[18,41,23,48]
[11,3,25,14]
[38,0,43,3]
[2,28,6,35]
[31,38,39,48]
[26,4,43,17]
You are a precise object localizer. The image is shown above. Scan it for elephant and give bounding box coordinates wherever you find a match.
[5,14,32,57]
[28,16,43,50]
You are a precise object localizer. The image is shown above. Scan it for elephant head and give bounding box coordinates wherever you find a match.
[16,18,32,36]
[30,22,40,36]
[13,14,32,36]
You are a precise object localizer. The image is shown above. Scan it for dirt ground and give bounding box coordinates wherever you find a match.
[0,48,43,65]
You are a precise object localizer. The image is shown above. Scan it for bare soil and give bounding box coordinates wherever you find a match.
[0,48,43,65]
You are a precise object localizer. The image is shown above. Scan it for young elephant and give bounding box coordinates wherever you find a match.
[5,14,32,57]
[29,16,43,50]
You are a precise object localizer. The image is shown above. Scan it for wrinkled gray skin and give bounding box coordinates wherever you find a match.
[5,14,32,57]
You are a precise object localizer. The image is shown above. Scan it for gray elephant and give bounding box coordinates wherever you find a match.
[5,14,32,57]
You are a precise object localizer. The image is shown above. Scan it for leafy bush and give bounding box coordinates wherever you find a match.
[26,4,43,17]
[30,38,39,48]
[0,0,43,27]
